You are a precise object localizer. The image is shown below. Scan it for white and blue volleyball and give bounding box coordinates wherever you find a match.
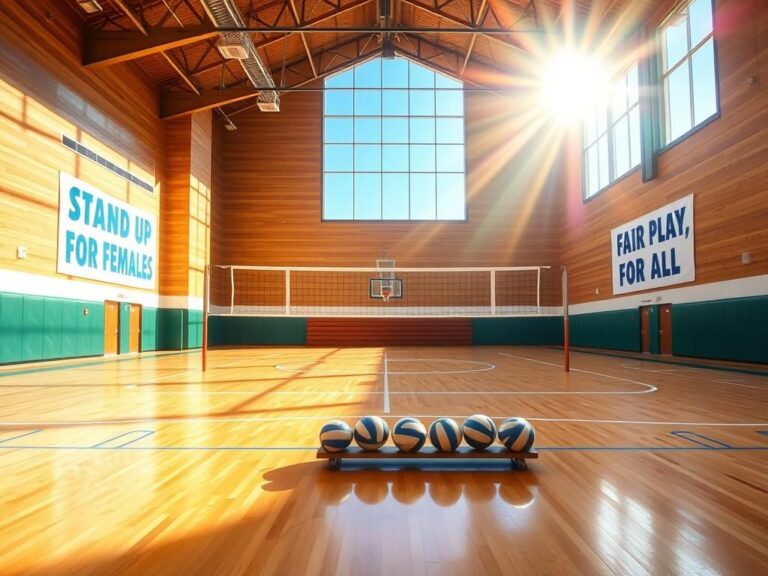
[319,420,353,452]
[354,415,390,451]
[498,417,535,452]
[462,414,497,450]
[392,417,427,453]
[428,417,463,452]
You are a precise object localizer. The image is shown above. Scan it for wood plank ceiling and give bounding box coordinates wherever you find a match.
[67,0,657,117]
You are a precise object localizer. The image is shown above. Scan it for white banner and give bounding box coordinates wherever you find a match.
[611,194,695,295]
[57,173,157,290]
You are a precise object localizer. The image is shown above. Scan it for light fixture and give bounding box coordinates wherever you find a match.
[77,0,103,13]
[217,41,249,60]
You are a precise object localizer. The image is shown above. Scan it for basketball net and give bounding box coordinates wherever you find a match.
[380,286,392,303]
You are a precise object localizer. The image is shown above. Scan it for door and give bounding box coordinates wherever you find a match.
[129,304,142,353]
[104,301,119,355]
[640,306,651,353]
[659,304,673,355]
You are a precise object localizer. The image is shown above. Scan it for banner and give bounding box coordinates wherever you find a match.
[57,173,157,290]
[611,194,694,295]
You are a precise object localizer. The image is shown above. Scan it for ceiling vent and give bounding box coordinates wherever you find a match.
[217,39,249,60]
[77,0,103,13]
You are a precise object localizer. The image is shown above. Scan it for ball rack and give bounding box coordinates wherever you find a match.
[316,445,538,471]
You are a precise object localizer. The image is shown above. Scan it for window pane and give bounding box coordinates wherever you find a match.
[410,145,436,172]
[355,59,381,88]
[598,135,609,189]
[326,70,353,89]
[435,73,462,89]
[626,65,639,106]
[436,90,463,116]
[324,173,353,219]
[325,144,353,171]
[383,59,409,88]
[667,60,692,141]
[355,90,381,115]
[410,117,435,144]
[382,145,409,172]
[382,90,408,115]
[354,144,381,171]
[383,174,410,219]
[409,63,434,88]
[585,110,597,144]
[629,106,641,168]
[436,145,464,171]
[354,173,382,219]
[596,107,607,135]
[436,118,464,144]
[410,174,436,219]
[355,117,381,143]
[664,12,689,70]
[613,116,630,177]
[325,118,353,143]
[611,78,627,117]
[325,90,353,115]
[383,118,409,143]
[692,38,717,125]
[410,90,435,116]
[436,174,465,220]
[689,0,713,46]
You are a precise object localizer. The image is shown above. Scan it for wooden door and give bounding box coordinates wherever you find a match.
[659,304,673,355]
[104,301,119,355]
[129,304,141,353]
[640,306,651,353]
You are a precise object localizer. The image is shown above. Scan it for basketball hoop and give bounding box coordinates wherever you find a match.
[380,286,392,303]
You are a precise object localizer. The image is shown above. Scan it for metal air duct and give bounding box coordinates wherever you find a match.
[201,0,280,112]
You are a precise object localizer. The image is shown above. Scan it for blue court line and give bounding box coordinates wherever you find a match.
[0,430,42,444]
[558,347,768,377]
[670,431,733,449]
[0,350,196,379]
[92,430,155,448]
[1,444,768,453]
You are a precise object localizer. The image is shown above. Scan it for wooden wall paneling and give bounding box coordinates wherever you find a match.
[560,0,768,305]
[0,0,162,290]
[306,318,473,346]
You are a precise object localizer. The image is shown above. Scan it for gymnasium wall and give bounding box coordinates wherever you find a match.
[0,1,208,363]
[211,89,562,268]
[562,0,768,363]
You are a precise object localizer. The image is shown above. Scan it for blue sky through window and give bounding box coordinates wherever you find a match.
[323,57,466,221]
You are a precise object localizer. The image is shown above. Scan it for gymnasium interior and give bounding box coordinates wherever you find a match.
[0,0,766,574]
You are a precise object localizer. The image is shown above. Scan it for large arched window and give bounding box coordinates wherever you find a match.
[323,58,466,221]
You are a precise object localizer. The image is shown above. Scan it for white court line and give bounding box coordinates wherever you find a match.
[498,353,657,394]
[383,352,390,413]
[274,358,495,376]
[1,415,766,426]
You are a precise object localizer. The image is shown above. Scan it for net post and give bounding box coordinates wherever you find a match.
[285,269,291,315]
[229,266,235,314]
[562,266,569,372]
[536,267,541,313]
[490,269,496,316]
[202,264,210,372]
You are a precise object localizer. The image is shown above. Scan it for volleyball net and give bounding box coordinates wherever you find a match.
[206,265,566,318]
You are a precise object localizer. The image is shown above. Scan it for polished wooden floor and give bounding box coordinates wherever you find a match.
[0,346,767,575]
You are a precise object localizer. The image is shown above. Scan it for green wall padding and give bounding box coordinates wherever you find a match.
[673,296,768,363]
[157,308,184,350]
[208,317,307,346]
[141,307,157,351]
[119,303,131,354]
[0,293,103,364]
[570,309,641,352]
[472,317,564,345]
[185,309,203,349]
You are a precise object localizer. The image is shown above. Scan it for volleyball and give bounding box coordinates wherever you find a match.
[319,420,353,452]
[462,414,497,450]
[498,417,535,452]
[353,415,390,451]
[392,417,427,452]
[428,417,463,452]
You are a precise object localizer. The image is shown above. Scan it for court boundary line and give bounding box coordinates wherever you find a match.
[274,357,496,376]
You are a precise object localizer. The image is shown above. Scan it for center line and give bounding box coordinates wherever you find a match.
[383,352,390,413]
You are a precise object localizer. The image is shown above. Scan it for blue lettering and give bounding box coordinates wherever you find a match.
[81,191,94,225]
[68,187,81,222]
[65,230,76,263]
[93,198,105,230]
[107,204,119,235]
[119,209,130,238]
